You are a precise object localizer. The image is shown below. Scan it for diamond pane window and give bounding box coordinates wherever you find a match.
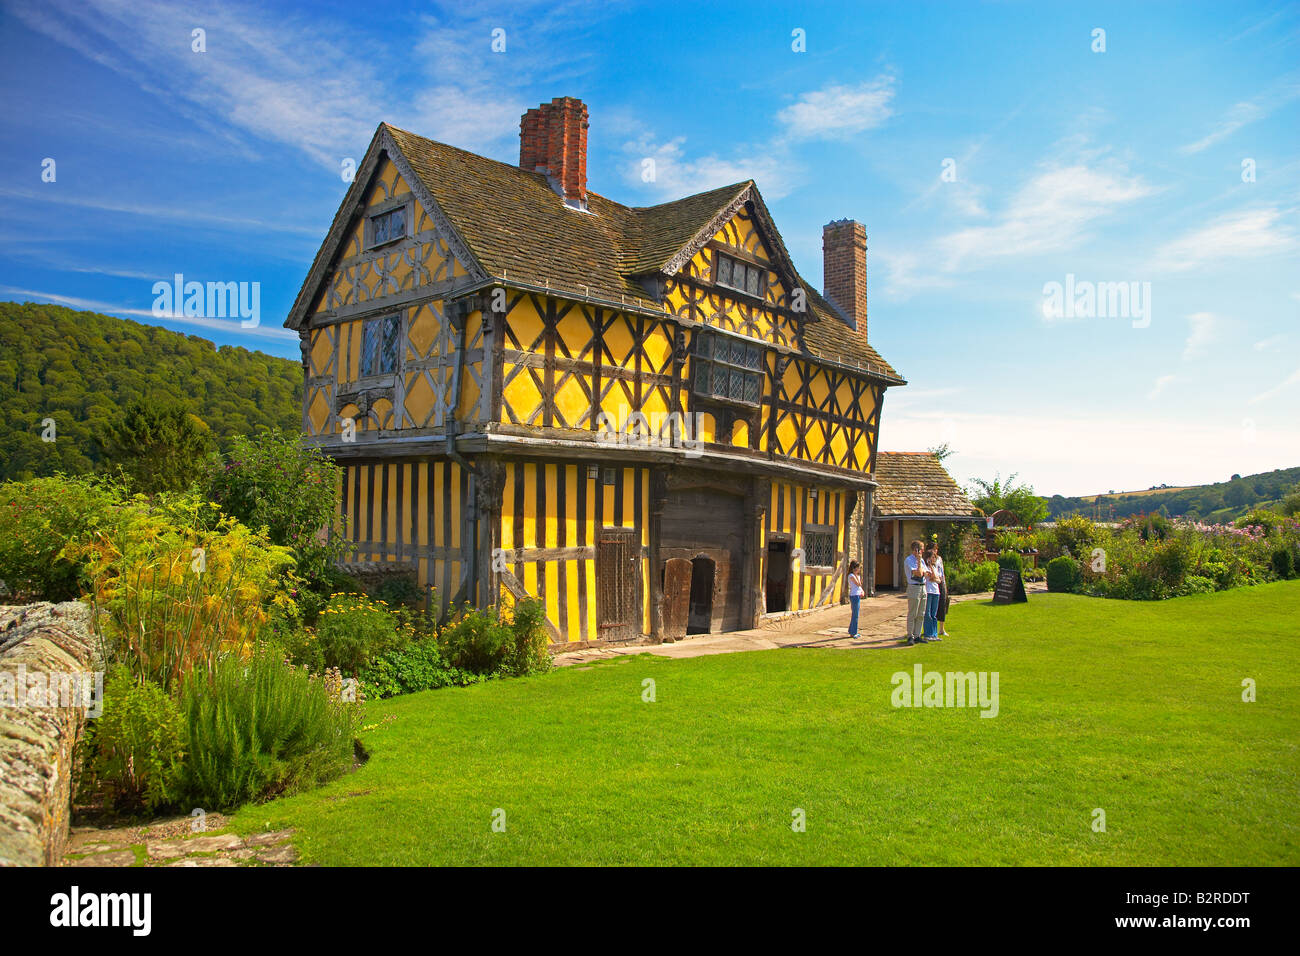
[803,529,836,569]
[361,314,401,376]
[691,331,763,408]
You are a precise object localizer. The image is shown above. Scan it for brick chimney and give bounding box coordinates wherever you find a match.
[519,97,589,210]
[822,219,867,334]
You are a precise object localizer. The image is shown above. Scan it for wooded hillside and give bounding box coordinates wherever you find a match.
[0,302,301,482]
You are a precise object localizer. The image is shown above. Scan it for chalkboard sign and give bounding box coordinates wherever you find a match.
[992,568,1028,605]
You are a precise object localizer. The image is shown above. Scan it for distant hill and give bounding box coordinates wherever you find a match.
[0,301,301,482]
[1047,467,1300,524]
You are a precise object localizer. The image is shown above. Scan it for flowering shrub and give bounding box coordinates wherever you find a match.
[314,592,410,675]
[439,598,552,677]
[1054,515,1101,559]
[69,492,294,689]
[1064,511,1299,600]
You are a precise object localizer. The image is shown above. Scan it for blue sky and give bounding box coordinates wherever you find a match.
[1,0,1297,496]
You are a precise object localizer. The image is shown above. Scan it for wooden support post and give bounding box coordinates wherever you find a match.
[749,478,770,627]
[648,469,667,642]
[864,487,877,597]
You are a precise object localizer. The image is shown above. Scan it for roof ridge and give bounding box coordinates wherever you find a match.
[385,124,753,219]
[291,121,903,383]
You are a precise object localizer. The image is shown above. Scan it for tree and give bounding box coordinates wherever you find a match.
[968,473,1049,526]
[1224,479,1252,509]
[927,442,954,463]
[205,429,346,588]
[98,401,214,494]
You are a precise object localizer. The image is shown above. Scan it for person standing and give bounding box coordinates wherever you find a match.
[903,540,928,645]
[847,560,863,639]
[933,546,951,637]
[923,543,943,641]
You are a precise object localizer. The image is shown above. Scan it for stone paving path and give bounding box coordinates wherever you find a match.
[554,582,1047,667]
[62,814,298,867]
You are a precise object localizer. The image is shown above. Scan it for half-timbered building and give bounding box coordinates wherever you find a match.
[285,97,905,646]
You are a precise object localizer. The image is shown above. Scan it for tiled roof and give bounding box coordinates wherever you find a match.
[326,125,902,382]
[873,452,978,517]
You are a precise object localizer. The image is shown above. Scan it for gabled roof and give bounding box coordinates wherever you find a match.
[874,452,978,518]
[286,123,903,383]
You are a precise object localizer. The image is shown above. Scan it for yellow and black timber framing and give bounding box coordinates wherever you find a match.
[285,108,905,647]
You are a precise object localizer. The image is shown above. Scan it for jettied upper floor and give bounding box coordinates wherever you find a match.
[284,97,906,490]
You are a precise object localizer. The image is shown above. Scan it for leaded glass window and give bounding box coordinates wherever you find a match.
[802,528,836,569]
[714,251,766,298]
[361,314,400,377]
[369,206,407,247]
[692,331,762,408]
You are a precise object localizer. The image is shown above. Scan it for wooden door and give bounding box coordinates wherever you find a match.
[662,558,692,640]
[597,527,640,642]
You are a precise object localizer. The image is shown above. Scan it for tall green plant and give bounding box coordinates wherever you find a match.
[80,668,186,814]
[179,653,361,810]
[71,493,294,690]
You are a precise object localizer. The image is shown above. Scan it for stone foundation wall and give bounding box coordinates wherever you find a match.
[0,602,98,867]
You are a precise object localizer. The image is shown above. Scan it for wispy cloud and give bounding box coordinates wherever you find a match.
[1249,364,1300,404]
[1148,374,1176,399]
[1254,332,1288,351]
[1182,311,1221,360]
[1180,75,1300,154]
[938,163,1152,271]
[620,134,797,201]
[1151,206,1298,273]
[0,188,321,236]
[776,76,897,141]
[7,0,590,168]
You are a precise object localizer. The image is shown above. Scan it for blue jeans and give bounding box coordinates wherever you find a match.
[848,594,861,636]
[923,593,939,637]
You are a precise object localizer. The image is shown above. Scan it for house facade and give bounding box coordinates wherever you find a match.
[285,97,904,646]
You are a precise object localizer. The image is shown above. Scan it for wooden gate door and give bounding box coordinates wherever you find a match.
[597,527,640,642]
[662,557,692,640]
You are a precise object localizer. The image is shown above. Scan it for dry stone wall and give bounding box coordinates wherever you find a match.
[0,602,98,867]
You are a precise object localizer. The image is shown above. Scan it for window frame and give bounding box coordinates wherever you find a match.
[691,331,764,409]
[365,200,410,251]
[800,524,838,571]
[712,250,768,300]
[359,312,402,379]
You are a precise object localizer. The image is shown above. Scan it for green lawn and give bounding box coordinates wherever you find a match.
[231,582,1300,865]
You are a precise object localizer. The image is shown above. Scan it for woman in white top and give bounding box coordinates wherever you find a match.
[847,560,864,639]
[922,543,942,641]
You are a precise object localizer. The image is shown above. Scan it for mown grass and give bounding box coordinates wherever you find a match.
[231,582,1300,865]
